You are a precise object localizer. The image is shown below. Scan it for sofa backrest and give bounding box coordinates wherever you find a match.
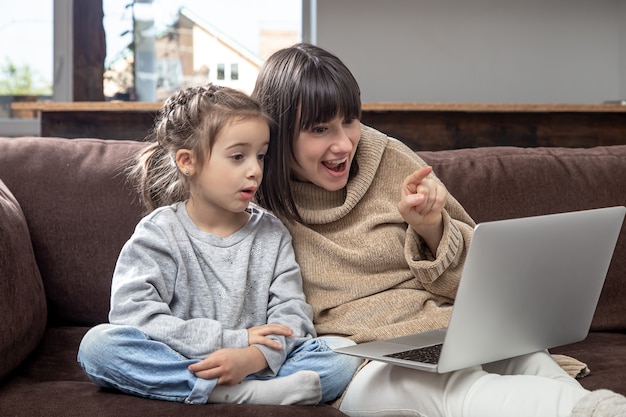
[0,137,145,326]
[420,145,626,332]
[1,137,625,332]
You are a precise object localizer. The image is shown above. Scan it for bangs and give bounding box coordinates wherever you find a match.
[298,65,361,130]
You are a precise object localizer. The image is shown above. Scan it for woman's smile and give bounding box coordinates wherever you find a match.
[322,157,349,174]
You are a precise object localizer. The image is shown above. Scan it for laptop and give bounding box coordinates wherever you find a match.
[333,206,626,373]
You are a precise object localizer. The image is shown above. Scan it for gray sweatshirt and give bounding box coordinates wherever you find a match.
[108,202,315,375]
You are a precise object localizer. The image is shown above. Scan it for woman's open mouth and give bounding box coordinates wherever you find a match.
[322,157,348,173]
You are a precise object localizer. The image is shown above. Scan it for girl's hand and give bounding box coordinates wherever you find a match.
[188,346,267,385]
[398,166,446,254]
[247,323,293,350]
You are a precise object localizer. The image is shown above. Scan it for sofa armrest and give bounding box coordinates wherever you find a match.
[0,179,47,380]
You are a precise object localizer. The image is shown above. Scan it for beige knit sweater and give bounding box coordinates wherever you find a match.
[285,125,476,343]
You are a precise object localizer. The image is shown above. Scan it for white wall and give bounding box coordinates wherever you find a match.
[316,0,626,103]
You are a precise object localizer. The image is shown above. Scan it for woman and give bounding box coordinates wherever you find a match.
[251,43,626,416]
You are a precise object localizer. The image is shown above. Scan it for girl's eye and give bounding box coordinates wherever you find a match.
[257,153,266,161]
[232,154,244,161]
[311,126,326,134]
[343,117,355,125]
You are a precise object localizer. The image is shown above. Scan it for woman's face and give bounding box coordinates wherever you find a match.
[291,115,361,191]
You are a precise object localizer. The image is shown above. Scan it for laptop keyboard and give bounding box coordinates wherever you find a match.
[383,343,443,364]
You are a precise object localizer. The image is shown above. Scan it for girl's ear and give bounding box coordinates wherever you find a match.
[175,149,195,177]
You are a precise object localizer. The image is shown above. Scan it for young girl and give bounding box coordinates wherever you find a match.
[77,84,361,405]
[251,43,626,416]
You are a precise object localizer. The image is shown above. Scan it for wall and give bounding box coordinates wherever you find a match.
[316,0,626,103]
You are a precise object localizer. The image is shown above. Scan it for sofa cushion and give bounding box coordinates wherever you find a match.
[0,327,345,416]
[551,332,626,394]
[420,145,626,331]
[0,179,47,380]
[0,137,145,326]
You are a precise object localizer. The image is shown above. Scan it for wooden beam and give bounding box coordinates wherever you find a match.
[73,0,106,101]
[11,101,626,150]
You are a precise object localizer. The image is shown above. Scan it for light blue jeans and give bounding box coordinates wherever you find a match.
[77,324,361,404]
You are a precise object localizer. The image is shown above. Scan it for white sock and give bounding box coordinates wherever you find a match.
[207,370,322,405]
[571,389,626,417]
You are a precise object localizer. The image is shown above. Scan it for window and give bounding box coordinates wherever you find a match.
[0,0,310,136]
[0,0,54,135]
[230,63,239,81]
[103,0,302,98]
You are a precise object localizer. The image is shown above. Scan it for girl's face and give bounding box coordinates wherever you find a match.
[183,116,269,231]
[291,115,361,191]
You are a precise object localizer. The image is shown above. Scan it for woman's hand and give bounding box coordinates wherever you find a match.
[398,166,446,254]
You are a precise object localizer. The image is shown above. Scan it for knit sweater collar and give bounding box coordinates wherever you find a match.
[291,125,388,224]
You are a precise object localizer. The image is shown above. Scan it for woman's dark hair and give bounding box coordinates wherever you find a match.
[251,43,361,223]
[129,84,271,212]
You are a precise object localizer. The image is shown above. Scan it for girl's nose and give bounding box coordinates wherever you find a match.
[248,159,263,178]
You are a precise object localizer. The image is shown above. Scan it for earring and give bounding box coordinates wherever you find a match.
[184,170,190,176]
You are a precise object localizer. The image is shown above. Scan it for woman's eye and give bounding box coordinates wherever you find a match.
[343,117,355,125]
[257,153,266,161]
[232,154,244,161]
[312,126,326,134]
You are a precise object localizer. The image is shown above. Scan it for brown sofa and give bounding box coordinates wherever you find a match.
[0,136,624,416]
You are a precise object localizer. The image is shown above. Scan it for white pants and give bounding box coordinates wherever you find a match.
[340,351,588,417]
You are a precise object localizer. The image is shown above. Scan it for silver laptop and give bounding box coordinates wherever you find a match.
[334,206,625,373]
